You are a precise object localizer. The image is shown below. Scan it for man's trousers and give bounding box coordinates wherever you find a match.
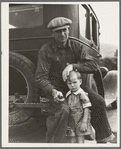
[46,85,112,143]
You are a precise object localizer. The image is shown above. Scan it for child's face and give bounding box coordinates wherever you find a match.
[67,73,82,92]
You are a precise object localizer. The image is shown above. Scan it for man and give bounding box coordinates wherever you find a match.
[35,17,115,143]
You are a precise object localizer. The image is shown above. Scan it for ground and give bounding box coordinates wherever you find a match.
[9,104,118,144]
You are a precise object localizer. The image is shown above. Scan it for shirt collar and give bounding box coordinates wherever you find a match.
[51,39,72,52]
[66,88,84,98]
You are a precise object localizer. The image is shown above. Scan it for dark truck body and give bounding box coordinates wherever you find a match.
[9,4,104,125]
[9,4,101,65]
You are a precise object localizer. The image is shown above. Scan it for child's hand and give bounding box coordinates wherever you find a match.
[77,121,88,132]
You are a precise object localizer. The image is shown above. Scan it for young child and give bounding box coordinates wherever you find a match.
[66,70,93,143]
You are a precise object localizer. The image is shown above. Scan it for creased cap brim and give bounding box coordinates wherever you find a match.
[52,25,70,31]
[47,17,72,31]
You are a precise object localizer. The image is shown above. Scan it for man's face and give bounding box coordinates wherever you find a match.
[52,28,69,44]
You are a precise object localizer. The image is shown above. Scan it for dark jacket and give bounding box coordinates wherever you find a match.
[35,39,99,96]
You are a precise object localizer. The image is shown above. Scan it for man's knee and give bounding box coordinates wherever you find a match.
[84,88,106,108]
[97,97,105,107]
[91,94,106,108]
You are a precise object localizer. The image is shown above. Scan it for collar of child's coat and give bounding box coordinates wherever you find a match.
[66,88,85,98]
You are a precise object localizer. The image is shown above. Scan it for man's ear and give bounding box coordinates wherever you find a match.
[68,27,70,33]
[80,79,82,85]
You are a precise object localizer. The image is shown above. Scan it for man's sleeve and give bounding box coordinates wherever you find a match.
[35,46,55,96]
[72,44,100,73]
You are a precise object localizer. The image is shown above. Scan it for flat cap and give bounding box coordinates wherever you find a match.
[47,17,72,31]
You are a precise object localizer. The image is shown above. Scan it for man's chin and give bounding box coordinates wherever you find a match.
[59,39,67,43]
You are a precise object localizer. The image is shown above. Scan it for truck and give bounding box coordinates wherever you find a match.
[9,3,110,126]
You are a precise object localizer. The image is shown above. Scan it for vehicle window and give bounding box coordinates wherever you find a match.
[91,15,98,45]
[79,5,90,40]
[9,4,43,28]
[79,5,87,38]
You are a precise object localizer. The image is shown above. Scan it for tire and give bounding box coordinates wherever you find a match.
[100,67,109,78]
[9,52,38,125]
[87,74,98,93]
[87,73,104,98]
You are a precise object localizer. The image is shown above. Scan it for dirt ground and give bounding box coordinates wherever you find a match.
[9,105,118,144]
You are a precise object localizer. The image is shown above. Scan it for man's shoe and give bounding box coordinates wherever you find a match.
[97,133,116,143]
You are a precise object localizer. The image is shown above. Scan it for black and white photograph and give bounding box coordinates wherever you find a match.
[1,1,119,147]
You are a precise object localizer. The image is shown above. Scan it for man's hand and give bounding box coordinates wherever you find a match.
[62,64,73,81]
[52,89,64,103]
[77,121,88,132]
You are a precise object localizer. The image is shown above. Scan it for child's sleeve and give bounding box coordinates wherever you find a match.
[80,92,92,108]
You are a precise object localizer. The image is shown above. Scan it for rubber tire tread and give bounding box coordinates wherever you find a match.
[9,52,37,125]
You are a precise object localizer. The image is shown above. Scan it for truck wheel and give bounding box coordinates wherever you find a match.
[9,52,38,125]
[87,73,104,97]
[87,74,98,93]
[100,67,109,78]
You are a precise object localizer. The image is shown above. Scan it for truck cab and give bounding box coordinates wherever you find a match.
[9,4,104,125]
